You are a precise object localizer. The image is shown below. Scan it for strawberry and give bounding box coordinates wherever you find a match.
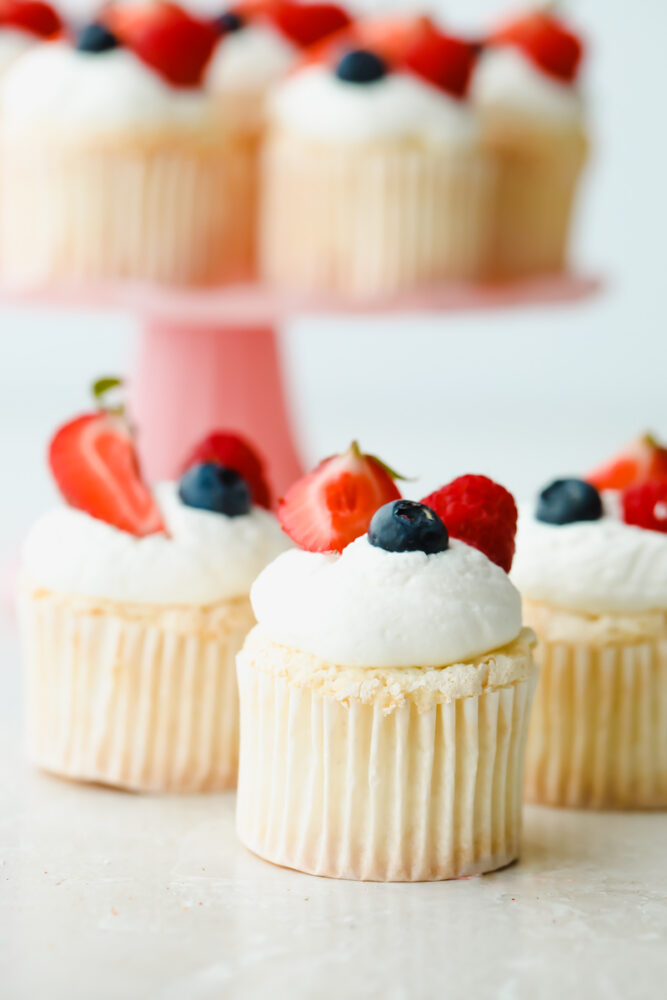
[180,430,272,509]
[422,474,518,573]
[622,480,667,534]
[0,1,62,38]
[49,413,165,537]
[586,433,667,492]
[492,12,583,84]
[278,442,401,552]
[298,13,436,72]
[402,31,476,99]
[267,1,350,49]
[109,3,217,87]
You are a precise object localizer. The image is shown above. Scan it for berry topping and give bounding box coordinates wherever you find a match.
[402,31,476,99]
[278,441,401,553]
[536,478,603,526]
[353,14,437,66]
[492,12,583,84]
[369,500,448,555]
[422,475,518,573]
[621,481,667,534]
[335,48,387,84]
[49,412,164,537]
[180,430,271,508]
[0,1,62,39]
[77,22,121,54]
[214,10,245,34]
[178,463,251,517]
[268,2,351,49]
[586,433,667,491]
[110,3,218,88]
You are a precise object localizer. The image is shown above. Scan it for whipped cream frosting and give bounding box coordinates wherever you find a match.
[270,65,479,145]
[251,535,523,668]
[471,46,583,125]
[512,504,667,615]
[0,28,35,77]
[22,483,290,605]
[207,23,296,94]
[1,43,213,135]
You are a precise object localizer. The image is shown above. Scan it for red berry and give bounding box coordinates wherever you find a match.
[622,480,667,534]
[49,413,165,537]
[0,1,62,38]
[278,442,401,552]
[402,31,476,99]
[180,430,272,509]
[268,2,350,49]
[111,3,217,87]
[492,12,583,84]
[587,433,667,492]
[422,474,517,572]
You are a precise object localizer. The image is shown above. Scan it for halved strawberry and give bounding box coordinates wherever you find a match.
[266,1,350,49]
[298,13,437,72]
[586,433,667,492]
[622,480,667,534]
[0,0,62,38]
[180,430,272,509]
[402,31,476,99]
[492,12,583,84]
[49,413,164,537]
[278,442,401,552]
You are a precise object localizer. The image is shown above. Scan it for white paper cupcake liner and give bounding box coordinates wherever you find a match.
[524,610,667,809]
[19,584,256,792]
[236,652,536,881]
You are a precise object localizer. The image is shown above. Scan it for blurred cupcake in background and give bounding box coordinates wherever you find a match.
[18,382,289,792]
[0,1,62,77]
[260,16,498,298]
[471,8,588,280]
[513,435,667,809]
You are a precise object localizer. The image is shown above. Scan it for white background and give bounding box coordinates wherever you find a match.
[1,0,665,562]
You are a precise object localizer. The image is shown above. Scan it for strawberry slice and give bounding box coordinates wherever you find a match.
[622,480,667,534]
[267,1,351,49]
[278,442,401,552]
[49,413,165,537]
[402,31,477,99]
[0,0,62,38]
[298,13,436,72]
[586,434,667,491]
[491,12,583,84]
[180,430,272,509]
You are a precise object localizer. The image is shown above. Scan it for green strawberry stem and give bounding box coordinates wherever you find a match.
[91,376,125,416]
[347,440,414,482]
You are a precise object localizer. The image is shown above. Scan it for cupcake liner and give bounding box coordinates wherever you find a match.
[236,652,536,881]
[524,605,667,809]
[0,132,257,286]
[260,134,498,297]
[19,584,256,792]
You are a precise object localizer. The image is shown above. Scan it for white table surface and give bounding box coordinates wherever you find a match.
[1,616,666,1000]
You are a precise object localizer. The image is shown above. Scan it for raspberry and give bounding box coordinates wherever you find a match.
[622,480,667,533]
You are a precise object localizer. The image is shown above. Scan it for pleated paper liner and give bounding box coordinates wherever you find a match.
[236,630,537,881]
[260,133,499,297]
[523,599,667,808]
[19,582,256,792]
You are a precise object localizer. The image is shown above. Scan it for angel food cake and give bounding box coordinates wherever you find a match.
[18,395,288,792]
[513,436,667,809]
[236,447,537,881]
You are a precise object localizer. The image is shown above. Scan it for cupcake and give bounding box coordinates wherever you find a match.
[236,451,537,880]
[18,389,288,792]
[0,3,249,286]
[470,10,588,280]
[0,1,62,78]
[259,17,498,298]
[513,436,667,809]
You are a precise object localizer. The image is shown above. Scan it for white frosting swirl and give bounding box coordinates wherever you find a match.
[251,536,523,668]
[471,46,583,126]
[0,28,35,77]
[21,483,290,605]
[207,23,296,94]
[512,505,667,614]
[270,65,479,145]
[1,43,213,136]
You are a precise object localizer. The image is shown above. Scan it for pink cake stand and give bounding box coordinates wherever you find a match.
[2,274,599,498]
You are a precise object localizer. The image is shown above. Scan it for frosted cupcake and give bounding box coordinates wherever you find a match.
[470,10,587,279]
[513,438,667,808]
[0,1,62,77]
[236,452,537,880]
[18,395,288,792]
[0,3,248,286]
[260,19,497,297]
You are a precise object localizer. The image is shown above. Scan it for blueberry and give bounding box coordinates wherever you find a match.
[369,500,449,555]
[179,463,251,517]
[214,11,245,34]
[76,23,121,54]
[536,478,603,525]
[335,49,387,85]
